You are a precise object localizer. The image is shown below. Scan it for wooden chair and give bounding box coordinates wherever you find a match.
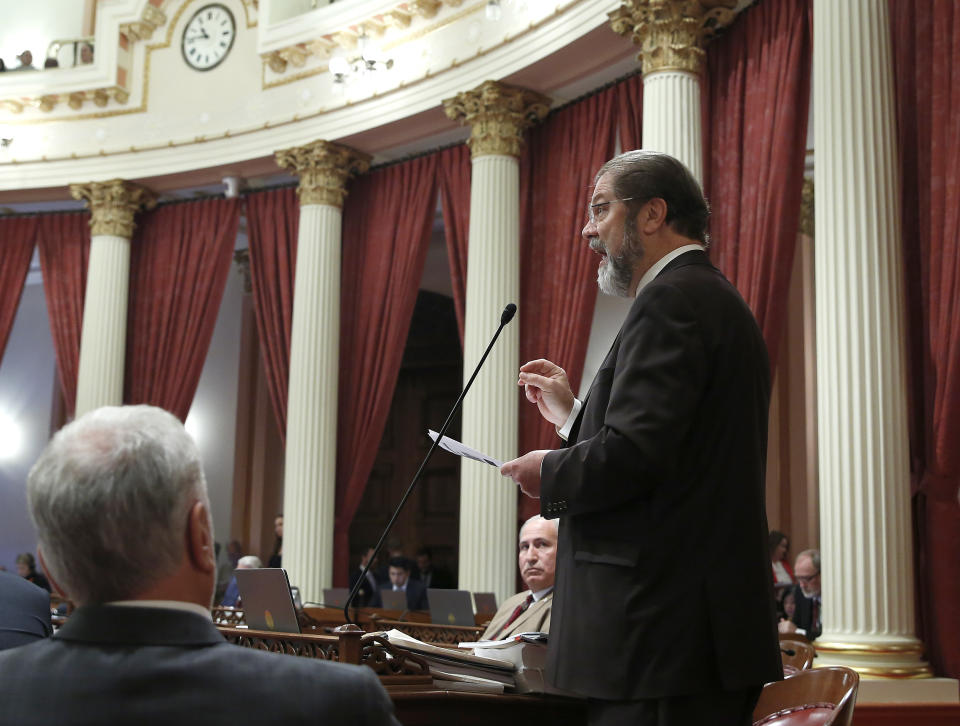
[780,638,816,675]
[753,666,859,726]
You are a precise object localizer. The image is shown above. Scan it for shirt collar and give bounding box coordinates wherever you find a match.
[109,599,212,620]
[531,586,553,602]
[635,244,706,297]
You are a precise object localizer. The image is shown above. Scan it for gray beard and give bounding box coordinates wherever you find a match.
[594,220,643,297]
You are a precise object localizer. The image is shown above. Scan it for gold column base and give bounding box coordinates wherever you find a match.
[814,638,934,679]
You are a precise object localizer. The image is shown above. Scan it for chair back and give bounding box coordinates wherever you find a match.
[753,666,859,726]
[781,638,816,674]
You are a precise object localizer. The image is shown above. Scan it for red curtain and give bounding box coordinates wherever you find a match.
[616,73,644,151]
[333,155,440,584]
[36,212,91,416]
[245,187,299,439]
[517,85,622,519]
[124,198,240,421]
[702,0,812,372]
[437,144,471,343]
[891,0,960,680]
[0,217,37,365]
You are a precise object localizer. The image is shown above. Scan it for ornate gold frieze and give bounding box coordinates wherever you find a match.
[385,9,412,29]
[443,80,550,159]
[70,180,157,238]
[275,140,372,208]
[799,176,814,237]
[120,4,168,42]
[411,0,443,18]
[609,0,737,76]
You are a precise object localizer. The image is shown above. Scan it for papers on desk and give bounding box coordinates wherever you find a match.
[383,629,515,693]
[428,430,504,468]
[459,632,573,695]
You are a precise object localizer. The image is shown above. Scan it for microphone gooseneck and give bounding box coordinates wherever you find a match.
[343,303,517,625]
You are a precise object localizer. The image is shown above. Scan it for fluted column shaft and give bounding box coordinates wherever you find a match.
[276,140,370,603]
[445,81,549,604]
[812,0,929,677]
[642,70,703,181]
[71,180,155,417]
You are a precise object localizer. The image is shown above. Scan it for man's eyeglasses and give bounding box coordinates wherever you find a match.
[587,196,641,224]
[797,571,820,584]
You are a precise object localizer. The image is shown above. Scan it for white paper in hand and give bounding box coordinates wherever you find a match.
[428,430,504,468]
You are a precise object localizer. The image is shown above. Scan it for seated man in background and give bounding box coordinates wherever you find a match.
[349,547,380,607]
[219,555,262,607]
[0,570,52,651]
[0,405,399,726]
[481,515,557,640]
[373,557,429,611]
[778,548,822,640]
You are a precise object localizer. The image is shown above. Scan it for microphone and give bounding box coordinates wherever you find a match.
[343,303,517,624]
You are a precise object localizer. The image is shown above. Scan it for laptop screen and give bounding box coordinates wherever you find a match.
[234,568,300,634]
[428,589,475,626]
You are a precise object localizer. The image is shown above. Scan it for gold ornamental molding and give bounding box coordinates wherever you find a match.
[609,0,738,76]
[70,180,157,238]
[443,81,550,159]
[815,640,926,656]
[275,140,372,208]
[119,3,168,42]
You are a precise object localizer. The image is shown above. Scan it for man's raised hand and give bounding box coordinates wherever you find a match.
[518,359,574,427]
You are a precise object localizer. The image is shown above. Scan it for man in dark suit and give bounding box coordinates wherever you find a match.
[0,405,399,726]
[372,556,429,611]
[780,549,822,640]
[0,570,51,651]
[501,151,782,725]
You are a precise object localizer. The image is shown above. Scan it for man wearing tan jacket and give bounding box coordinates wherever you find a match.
[480,516,557,640]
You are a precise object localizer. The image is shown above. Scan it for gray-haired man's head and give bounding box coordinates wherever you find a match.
[27,405,211,605]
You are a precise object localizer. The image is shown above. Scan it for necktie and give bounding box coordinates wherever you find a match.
[496,593,534,638]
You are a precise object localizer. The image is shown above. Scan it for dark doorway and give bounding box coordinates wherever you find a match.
[348,291,463,584]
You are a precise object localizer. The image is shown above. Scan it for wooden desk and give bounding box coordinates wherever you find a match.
[390,690,587,726]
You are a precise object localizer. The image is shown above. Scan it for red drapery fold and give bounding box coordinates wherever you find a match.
[124,198,241,421]
[702,0,812,373]
[437,144,471,343]
[616,73,644,152]
[517,85,622,520]
[36,212,91,417]
[333,155,440,585]
[0,217,38,365]
[245,187,299,439]
[891,0,960,679]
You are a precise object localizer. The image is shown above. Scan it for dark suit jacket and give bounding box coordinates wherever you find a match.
[349,567,379,607]
[0,604,400,726]
[372,578,429,611]
[0,571,52,651]
[790,586,822,640]
[540,250,783,700]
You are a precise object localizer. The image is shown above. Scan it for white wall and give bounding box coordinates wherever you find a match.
[0,0,85,68]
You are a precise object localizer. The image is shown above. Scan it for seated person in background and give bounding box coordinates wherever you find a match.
[16,553,50,592]
[349,547,379,607]
[0,570,52,651]
[13,50,36,71]
[769,530,795,617]
[414,546,454,589]
[481,515,557,640]
[78,42,94,65]
[372,557,428,611]
[220,555,262,607]
[0,405,399,726]
[779,548,822,640]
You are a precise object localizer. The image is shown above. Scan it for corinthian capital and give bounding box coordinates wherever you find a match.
[70,180,157,238]
[275,140,372,208]
[443,81,550,159]
[610,0,737,76]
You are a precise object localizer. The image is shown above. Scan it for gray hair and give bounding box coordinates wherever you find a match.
[796,549,820,572]
[237,555,262,569]
[597,150,710,245]
[519,515,559,539]
[27,405,209,605]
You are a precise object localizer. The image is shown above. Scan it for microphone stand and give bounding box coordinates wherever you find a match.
[343,304,517,625]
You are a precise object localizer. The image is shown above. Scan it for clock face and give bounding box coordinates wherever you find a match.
[182,3,236,71]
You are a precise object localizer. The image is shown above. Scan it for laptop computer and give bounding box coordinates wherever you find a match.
[234,568,300,634]
[428,589,475,626]
[322,587,350,608]
[473,591,498,616]
[380,589,407,611]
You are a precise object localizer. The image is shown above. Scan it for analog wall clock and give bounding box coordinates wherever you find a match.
[181,3,236,71]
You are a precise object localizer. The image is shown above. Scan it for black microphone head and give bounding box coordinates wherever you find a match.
[501,303,517,325]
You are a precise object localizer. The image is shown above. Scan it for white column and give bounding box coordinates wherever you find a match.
[642,71,703,182]
[608,0,737,182]
[812,0,930,678]
[445,81,549,604]
[70,180,155,417]
[275,141,370,603]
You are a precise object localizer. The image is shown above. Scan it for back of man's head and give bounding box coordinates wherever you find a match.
[237,555,262,569]
[27,405,208,605]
